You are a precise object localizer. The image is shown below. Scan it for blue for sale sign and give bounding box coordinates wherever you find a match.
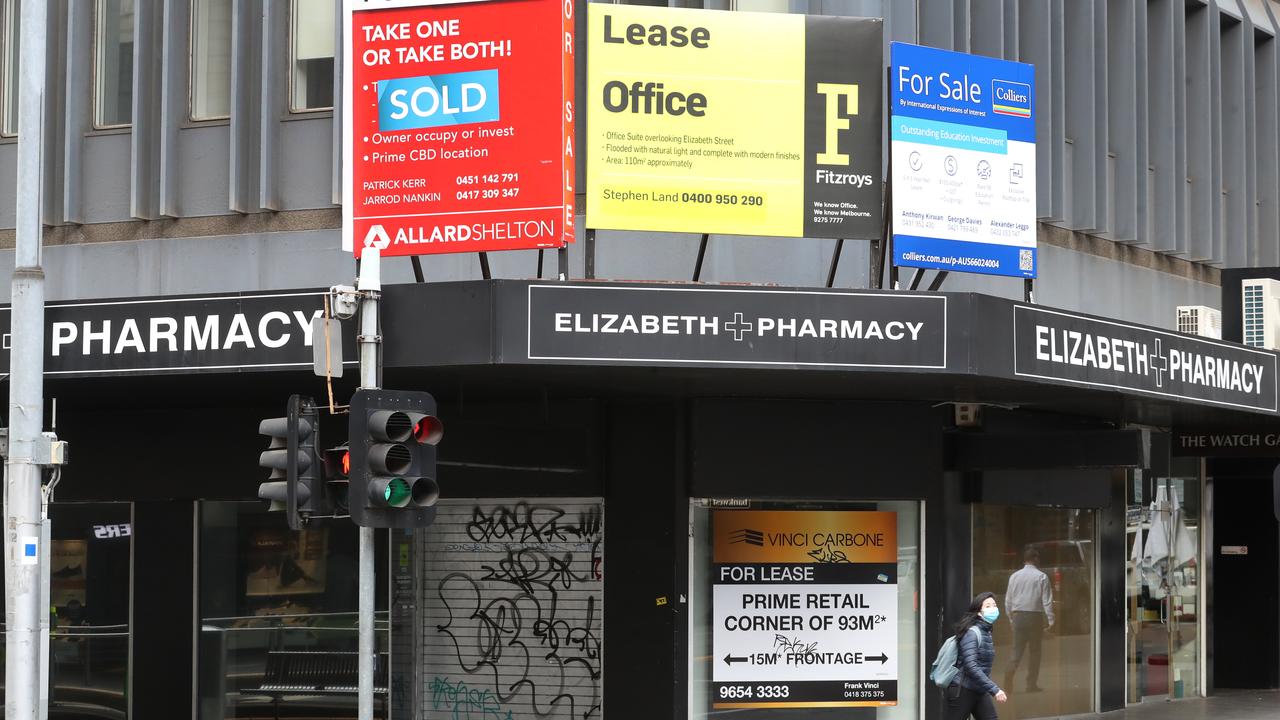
[889,43,1037,278]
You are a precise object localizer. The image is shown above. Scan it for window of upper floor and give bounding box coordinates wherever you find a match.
[94,0,134,128]
[291,0,334,112]
[733,0,789,11]
[190,0,232,121]
[1,0,19,137]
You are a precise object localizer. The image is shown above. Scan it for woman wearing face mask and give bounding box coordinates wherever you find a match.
[944,591,1009,720]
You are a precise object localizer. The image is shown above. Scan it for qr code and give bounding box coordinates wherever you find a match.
[1019,249,1034,272]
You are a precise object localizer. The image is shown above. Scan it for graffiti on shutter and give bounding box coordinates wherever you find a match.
[420,498,604,719]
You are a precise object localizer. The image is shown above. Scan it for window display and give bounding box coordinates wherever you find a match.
[690,500,921,720]
[197,501,388,720]
[972,505,1097,719]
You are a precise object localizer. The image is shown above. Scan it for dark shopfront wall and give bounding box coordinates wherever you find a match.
[41,373,614,720]
[40,374,344,719]
[40,381,1136,717]
[44,378,956,720]
[1206,458,1280,690]
[32,371,1170,720]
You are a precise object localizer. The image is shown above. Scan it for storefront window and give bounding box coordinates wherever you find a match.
[1126,463,1201,702]
[197,501,389,720]
[972,505,1097,719]
[689,500,922,720]
[1,503,133,718]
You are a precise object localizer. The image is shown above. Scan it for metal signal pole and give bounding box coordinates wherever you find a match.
[356,249,382,720]
[5,2,48,719]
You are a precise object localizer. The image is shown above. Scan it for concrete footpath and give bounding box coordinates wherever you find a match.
[1070,690,1278,720]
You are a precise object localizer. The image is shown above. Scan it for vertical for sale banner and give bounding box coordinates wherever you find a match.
[343,0,574,257]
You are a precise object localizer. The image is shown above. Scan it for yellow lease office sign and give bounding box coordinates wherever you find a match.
[586,5,883,239]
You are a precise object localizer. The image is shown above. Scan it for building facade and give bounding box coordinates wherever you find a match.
[0,1,1277,720]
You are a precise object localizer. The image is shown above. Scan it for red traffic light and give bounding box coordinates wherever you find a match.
[413,416,443,445]
[324,446,351,480]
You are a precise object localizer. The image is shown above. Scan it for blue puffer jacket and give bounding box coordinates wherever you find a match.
[957,620,1001,695]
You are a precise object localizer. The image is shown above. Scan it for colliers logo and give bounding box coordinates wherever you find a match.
[991,79,1031,118]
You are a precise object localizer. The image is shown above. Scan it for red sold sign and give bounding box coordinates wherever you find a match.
[342,0,575,257]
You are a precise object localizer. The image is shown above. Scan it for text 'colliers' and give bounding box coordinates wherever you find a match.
[601,13,710,117]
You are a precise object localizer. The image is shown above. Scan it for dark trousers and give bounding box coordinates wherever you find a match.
[1007,610,1046,687]
[943,684,998,720]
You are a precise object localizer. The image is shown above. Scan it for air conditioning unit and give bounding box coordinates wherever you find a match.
[1241,278,1280,349]
[1175,305,1222,339]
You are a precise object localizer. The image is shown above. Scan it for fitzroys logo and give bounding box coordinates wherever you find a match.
[815,83,858,165]
[363,225,392,250]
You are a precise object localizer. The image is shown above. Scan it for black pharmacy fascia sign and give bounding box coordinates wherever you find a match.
[1013,306,1279,413]
[526,284,947,370]
[0,290,358,377]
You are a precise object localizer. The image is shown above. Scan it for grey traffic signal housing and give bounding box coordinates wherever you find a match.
[347,389,443,528]
[257,394,326,529]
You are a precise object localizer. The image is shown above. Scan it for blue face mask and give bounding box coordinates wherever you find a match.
[981,607,1000,623]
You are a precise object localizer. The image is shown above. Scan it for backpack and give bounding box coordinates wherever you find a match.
[929,625,981,688]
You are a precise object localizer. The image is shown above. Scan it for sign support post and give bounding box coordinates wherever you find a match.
[356,250,382,720]
[694,234,711,282]
[5,4,48,719]
[825,238,844,288]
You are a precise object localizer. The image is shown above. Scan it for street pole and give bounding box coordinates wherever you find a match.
[5,2,47,719]
[356,249,382,720]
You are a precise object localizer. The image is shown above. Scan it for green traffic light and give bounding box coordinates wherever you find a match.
[383,478,412,508]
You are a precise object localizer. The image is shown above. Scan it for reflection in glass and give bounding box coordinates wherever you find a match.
[95,0,134,127]
[197,501,389,720]
[973,505,1096,719]
[1126,464,1200,702]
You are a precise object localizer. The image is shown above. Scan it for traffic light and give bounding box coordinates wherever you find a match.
[347,389,443,528]
[323,444,351,516]
[257,394,326,529]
